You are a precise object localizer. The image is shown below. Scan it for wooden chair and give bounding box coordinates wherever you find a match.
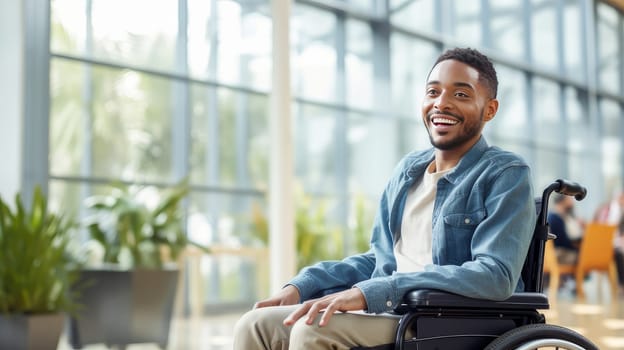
[543,223,618,300]
[542,239,574,302]
[574,222,618,299]
[573,223,618,299]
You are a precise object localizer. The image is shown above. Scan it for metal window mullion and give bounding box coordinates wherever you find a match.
[619,9,624,93]
[585,0,603,201]
[236,8,252,188]
[206,0,220,233]
[205,0,222,303]
[525,73,536,168]
[555,0,566,76]
[558,83,569,178]
[173,0,191,182]
[481,0,491,48]
[236,6,254,301]
[334,12,349,254]
[523,0,532,64]
[79,0,94,239]
[433,0,444,35]
[23,0,51,203]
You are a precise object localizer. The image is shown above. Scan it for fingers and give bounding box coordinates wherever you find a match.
[282,289,367,327]
[283,301,314,326]
[318,302,338,327]
[283,298,334,327]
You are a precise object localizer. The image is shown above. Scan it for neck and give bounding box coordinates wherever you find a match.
[433,137,481,172]
[432,152,461,172]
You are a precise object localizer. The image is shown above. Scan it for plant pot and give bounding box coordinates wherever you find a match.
[68,267,179,349]
[0,313,64,350]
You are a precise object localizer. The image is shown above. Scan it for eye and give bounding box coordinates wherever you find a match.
[426,89,439,96]
[455,91,470,98]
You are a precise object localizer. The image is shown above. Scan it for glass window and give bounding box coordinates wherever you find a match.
[51,0,87,55]
[530,0,558,70]
[94,0,178,71]
[189,86,269,188]
[389,34,438,116]
[346,19,374,109]
[451,0,483,48]
[533,78,562,148]
[49,59,87,177]
[291,5,338,103]
[389,0,436,34]
[490,66,529,143]
[489,0,525,60]
[565,87,591,178]
[52,60,176,182]
[600,99,622,194]
[563,0,584,81]
[597,3,620,94]
[349,115,404,195]
[533,78,564,188]
[188,0,272,90]
[564,87,599,213]
[294,104,339,194]
[187,191,268,302]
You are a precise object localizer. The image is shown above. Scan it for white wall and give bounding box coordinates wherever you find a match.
[0,0,24,200]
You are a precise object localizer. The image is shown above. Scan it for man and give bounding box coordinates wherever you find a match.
[594,190,624,290]
[548,194,583,265]
[234,47,536,349]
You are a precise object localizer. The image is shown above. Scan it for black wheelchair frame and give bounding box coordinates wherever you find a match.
[355,179,599,350]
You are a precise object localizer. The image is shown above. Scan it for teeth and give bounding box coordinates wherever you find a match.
[432,117,458,125]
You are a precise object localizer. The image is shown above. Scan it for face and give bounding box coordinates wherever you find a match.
[422,59,498,153]
[559,196,575,215]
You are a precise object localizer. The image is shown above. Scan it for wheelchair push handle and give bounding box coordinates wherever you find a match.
[554,178,587,201]
[538,178,587,227]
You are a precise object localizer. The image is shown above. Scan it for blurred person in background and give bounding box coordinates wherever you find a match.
[594,190,624,292]
[548,193,584,265]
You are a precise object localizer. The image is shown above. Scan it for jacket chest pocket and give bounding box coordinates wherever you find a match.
[443,210,486,228]
[441,210,487,263]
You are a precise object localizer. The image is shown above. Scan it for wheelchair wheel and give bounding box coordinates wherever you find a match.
[484,324,599,350]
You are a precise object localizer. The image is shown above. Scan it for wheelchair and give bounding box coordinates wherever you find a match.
[355,179,599,350]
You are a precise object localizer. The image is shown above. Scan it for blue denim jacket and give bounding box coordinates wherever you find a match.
[288,137,536,314]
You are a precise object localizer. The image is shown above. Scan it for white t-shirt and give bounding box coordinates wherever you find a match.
[394,162,452,273]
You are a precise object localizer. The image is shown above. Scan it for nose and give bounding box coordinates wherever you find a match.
[433,91,452,111]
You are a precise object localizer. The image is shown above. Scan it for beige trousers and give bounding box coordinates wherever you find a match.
[233,305,402,350]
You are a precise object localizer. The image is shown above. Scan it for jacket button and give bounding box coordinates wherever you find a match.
[464,218,471,224]
[386,301,393,307]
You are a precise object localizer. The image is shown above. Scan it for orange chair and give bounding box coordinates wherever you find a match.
[543,223,618,300]
[573,223,618,299]
[542,239,574,302]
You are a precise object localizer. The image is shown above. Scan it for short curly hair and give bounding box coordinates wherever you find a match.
[430,48,498,98]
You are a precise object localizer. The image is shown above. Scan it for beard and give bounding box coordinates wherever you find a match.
[425,108,485,151]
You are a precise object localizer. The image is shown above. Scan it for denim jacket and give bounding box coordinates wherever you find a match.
[288,137,536,314]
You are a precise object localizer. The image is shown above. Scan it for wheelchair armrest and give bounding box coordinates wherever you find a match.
[400,289,549,310]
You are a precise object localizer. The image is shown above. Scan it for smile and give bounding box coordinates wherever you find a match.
[431,117,459,126]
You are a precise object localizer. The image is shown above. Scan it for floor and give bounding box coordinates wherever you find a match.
[58,273,624,349]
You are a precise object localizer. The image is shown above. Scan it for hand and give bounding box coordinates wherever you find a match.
[283,288,367,327]
[254,284,301,309]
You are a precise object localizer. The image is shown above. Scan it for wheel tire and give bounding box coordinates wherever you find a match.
[485,324,599,350]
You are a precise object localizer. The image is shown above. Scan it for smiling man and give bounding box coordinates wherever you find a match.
[233,47,536,350]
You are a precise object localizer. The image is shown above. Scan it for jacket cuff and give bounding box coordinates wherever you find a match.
[286,273,319,302]
[354,277,399,314]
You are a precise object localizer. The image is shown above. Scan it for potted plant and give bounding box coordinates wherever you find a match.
[67,179,206,349]
[0,186,79,350]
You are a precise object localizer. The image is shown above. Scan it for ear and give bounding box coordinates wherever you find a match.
[483,98,498,122]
